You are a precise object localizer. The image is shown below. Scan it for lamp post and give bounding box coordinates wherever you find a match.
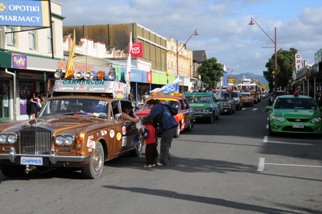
[249,17,277,98]
[176,29,198,77]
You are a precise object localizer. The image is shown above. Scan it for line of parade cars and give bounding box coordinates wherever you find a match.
[137,88,260,134]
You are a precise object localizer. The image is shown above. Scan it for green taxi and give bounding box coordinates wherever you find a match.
[266,92,322,136]
[184,92,220,123]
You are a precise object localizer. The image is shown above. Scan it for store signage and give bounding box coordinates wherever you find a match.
[295,54,303,72]
[12,53,27,69]
[130,42,143,58]
[0,0,50,27]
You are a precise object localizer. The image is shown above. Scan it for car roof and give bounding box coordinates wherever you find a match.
[277,95,312,99]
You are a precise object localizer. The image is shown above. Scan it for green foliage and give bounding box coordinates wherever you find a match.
[263,48,296,91]
[197,57,223,88]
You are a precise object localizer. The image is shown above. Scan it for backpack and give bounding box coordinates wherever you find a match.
[165,104,178,115]
[153,105,165,134]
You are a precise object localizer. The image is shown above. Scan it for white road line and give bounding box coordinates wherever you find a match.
[258,157,265,171]
[252,108,257,111]
[257,157,322,172]
[263,136,268,143]
[266,124,269,129]
[265,162,322,168]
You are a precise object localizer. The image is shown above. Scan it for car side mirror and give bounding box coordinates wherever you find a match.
[115,113,122,120]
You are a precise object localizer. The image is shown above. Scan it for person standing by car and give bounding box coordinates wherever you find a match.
[146,99,177,166]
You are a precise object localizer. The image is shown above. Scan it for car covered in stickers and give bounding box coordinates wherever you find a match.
[184,92,220,123]
[135,92,195,138]
[0,69,143,179]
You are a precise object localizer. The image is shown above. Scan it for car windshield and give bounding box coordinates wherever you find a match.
[221,93,231,100]
[145,99,179,110]
[274,98,317,109]
[39,98,109,117]
[187,96,211,103]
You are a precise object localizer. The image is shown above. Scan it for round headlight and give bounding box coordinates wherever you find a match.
[7,134,17,144]
[55,136,64,145]
[64,136,74,146]
[54,69,63,79]
[84,72,92,80]
[74,71,83,80]
[0,134,7,144]
[108,70,116,81]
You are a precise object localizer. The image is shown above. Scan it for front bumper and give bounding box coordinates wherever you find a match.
[0,147,89,165]
[269,121,322,134]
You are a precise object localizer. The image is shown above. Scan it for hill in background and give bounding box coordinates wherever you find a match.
[228,72,268,85]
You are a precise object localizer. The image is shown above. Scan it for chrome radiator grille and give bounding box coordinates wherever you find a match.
[20,127,52,155]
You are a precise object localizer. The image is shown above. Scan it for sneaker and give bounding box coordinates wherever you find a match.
[144,164,152,168]
[156,162,164,166]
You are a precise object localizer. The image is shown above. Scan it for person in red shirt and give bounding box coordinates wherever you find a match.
[141,117,158,168]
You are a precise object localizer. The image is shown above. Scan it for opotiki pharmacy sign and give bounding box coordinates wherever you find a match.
[0,0,50,27]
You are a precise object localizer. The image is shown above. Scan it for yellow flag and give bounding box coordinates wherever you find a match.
[64,30,76,79]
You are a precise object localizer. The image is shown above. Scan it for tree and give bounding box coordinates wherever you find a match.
[263,48,297,91]
[197,57,223,89]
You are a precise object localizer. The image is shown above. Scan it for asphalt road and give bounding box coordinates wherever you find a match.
[0,99,321,214]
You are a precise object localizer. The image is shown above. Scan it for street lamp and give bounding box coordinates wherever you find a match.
[249,17,277,98]
[176,29,199,77]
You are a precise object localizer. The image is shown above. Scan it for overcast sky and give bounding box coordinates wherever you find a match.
[60,0,322,76]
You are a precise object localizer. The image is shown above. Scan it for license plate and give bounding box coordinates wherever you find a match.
[21,157,43,166]
[292,124,304,129]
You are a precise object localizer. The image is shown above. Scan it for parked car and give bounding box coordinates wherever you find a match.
[184,92,220,123]
[136,92,195,138]
[217,92,235,115]
[266,92,322,136]
[241,93,255,107]
[232,91,242,111]
[0,69,144,179]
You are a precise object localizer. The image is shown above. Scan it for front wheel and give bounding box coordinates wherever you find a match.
[131,137,144,157]
[0,165,25,178]
[81,142,104,179]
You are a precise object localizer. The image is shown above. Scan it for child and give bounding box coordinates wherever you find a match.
[141,117,158,168]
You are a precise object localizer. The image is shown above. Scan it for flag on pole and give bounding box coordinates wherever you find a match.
[64,29,76,79]
[125,32,132,95]
[151,78,180,93]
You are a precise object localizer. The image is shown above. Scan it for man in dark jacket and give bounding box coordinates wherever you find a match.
[146,99,178,166]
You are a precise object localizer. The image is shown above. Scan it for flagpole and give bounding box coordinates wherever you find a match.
[125,32,132,97]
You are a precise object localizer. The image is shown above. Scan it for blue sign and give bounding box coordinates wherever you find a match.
[0,0,50,27]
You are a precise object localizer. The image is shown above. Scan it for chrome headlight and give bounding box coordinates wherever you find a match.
[55,135,75,146]
[7,134,17,144]
[0,133,17,144]
[64,136,74,146]
[55,136,64,146]
[311,117,321,123]
[54,69,63,79]
[0,134,7,144]
[74,71,84,80]
[271,116,286,122]
[108,68,116,81]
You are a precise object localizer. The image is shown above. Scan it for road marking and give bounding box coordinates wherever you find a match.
[258,157,322,172]
[252,108,257,111]
[266,124,269,129]
[258,157,265,171]
[263,136,268,143]
[265,163,322,168]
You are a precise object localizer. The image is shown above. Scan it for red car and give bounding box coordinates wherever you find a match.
[136,93,195,138]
